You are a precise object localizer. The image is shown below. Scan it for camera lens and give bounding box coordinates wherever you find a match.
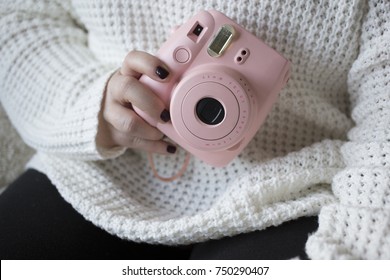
[196,97,225,125]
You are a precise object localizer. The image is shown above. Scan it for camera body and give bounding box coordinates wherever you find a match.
[136,10,290,167]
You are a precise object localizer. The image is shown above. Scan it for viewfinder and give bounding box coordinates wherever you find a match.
[207,25,235,57]
[192,24,204,36]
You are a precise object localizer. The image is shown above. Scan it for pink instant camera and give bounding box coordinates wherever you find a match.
[136,10,290,167]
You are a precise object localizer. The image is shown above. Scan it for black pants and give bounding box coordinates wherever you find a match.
[0,169,318,259]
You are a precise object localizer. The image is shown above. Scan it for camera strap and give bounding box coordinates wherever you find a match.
[147,151,191,182]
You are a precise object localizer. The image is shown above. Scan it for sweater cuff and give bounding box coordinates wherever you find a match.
[70,66,125,160]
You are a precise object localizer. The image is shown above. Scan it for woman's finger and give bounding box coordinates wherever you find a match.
[110,128,176,155]
[120,50,171,81]
[103,102,164,140]
[108,72,169,122]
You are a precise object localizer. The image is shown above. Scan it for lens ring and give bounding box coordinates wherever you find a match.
[169,69,250,150]
[196,97,225,125]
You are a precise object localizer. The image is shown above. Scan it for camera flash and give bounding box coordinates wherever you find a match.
[207,25,235,57]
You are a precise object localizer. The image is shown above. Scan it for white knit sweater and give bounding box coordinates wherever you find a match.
[0,0,389,259]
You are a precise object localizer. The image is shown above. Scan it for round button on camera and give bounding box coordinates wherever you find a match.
[174,47,190,63]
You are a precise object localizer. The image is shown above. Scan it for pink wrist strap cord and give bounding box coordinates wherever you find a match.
[148,151,191,182]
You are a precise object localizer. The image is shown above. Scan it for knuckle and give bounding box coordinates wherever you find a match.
[129,136,143,147]
[151,130,164,140]
[120,115,138,133]
[119,76,137,94]
[103,108,118,127]
[102,106,110,120]
[106,72,120,93]
[124,50,145,66]
[110,131,125,147]
[124,50,136,64]
[110,74,134,97]
[127,49,138,58]
[107,69,121,85]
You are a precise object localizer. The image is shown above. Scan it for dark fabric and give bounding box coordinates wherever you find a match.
[0,169,318,259]
[190,216,318,260]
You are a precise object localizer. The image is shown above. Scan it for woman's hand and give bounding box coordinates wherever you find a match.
[97,50,176,154]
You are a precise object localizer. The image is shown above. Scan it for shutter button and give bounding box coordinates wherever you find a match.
[174,48,190,63]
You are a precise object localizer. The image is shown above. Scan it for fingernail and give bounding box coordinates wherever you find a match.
[160,109,170,122]
[167,145,177,154]
[156,66,169,79]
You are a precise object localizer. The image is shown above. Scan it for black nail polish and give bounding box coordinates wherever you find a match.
[156,66,169,80]
[167,145,177,154]
[160,109,170,122]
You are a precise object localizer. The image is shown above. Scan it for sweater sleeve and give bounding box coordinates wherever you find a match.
[306,0,390,259]
[0,0,124,160]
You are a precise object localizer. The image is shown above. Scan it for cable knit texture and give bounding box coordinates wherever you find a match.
[0,0,389,259]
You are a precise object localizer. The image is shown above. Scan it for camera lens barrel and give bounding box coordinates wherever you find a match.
[170,68,252,150]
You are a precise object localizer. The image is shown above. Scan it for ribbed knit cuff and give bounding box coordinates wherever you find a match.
[73,66,126,160]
